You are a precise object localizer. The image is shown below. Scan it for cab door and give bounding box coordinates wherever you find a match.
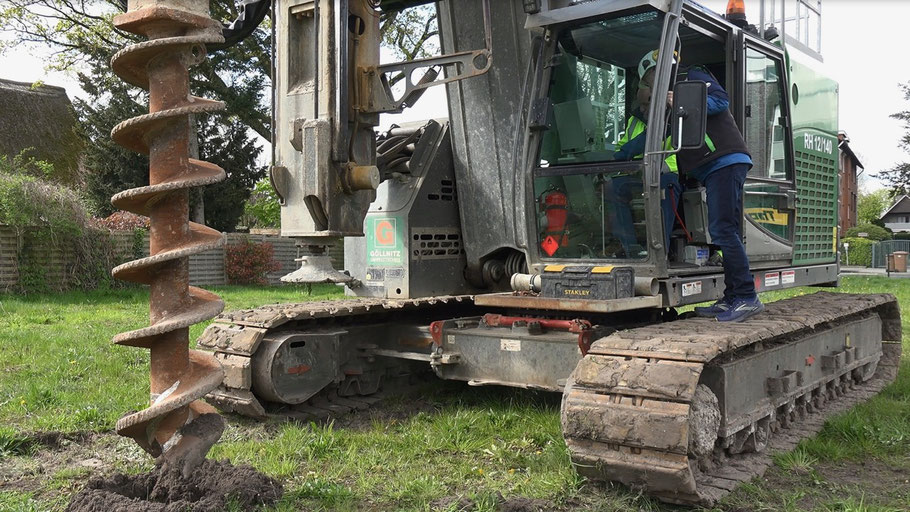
[737,36,796,267]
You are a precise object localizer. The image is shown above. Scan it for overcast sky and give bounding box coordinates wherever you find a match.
[1,0,906,192]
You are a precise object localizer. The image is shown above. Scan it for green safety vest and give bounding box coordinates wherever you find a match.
[615,116,678,173]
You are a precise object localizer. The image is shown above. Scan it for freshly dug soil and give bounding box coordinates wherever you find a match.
[65,459,282,512]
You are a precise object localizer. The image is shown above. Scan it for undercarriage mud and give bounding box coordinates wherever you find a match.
[562,292,901,505]
[197,296,476,418]
[197,292,901,505]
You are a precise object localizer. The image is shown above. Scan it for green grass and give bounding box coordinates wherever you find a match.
[0,492,43,512]
[210,388,593,510]
[0,276,908,511]
[0,284,341,434]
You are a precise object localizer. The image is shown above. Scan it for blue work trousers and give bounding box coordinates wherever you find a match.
[609,173,682,254]
[703,163,756,300]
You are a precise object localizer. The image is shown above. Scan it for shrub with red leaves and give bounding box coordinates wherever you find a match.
[224,238,282,285]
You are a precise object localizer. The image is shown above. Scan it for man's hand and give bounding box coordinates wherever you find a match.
[667,90,674,106]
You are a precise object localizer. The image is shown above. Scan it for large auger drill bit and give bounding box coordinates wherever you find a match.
[109,0,227,476]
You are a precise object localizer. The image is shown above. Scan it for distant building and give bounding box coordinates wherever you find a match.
[0,78,83,184]
[881,195,910,233]
[837,131,863,234]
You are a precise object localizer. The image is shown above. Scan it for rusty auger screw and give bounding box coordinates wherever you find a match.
[109,0,227,476]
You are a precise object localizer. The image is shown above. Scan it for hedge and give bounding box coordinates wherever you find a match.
[841,237,874,267]
[844,223,891,241]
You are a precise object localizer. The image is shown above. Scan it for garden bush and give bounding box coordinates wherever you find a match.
[844,223,892,241]
[841,237,874,267]
[242,178,280,229]
[0,154,115,292]
[225,237,282,284]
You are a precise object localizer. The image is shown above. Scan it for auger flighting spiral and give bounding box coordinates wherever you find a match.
[109,0,227,476]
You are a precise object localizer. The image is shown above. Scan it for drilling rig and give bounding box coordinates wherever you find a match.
[187,0,901,504]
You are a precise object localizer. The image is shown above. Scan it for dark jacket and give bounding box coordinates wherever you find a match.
[675,67,750,173]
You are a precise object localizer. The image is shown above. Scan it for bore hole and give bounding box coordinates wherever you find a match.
[290,340,307,349]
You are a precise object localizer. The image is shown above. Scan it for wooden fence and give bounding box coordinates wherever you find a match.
[0,226,18,289]
[0,225,81,290]
[0,225,343,290]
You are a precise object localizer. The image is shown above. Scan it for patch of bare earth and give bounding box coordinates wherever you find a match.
[65,459,282,512]
[0,432,144,499]
[1,430,282,511]
[730,458,910,511]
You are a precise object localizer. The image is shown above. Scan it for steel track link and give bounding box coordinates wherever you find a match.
[562,292,901,505]
[196,296,474,417]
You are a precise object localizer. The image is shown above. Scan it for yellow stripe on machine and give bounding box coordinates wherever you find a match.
[591,266,614,273]
[745,208,789,226]
[544,264,566,272]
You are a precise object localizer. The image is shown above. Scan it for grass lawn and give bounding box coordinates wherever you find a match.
[0,276,908,511]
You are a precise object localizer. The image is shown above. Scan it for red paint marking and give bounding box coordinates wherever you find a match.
[287,364,311,375]
[805,355,815,366]
[430,321,445,344]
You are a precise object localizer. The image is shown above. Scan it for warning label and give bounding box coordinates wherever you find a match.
[781,270,795,285]
[764,272,780,287]
[682,281,702,297]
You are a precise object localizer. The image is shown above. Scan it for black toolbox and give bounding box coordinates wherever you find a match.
[539,265,635,300]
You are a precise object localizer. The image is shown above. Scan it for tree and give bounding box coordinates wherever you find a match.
[857,189,894,225]
[1,0,269,228]
[878,82,910,194]
[380,4,438,88]
[75,59,265,230]
[0,0,271,140]
[2,1,439,229]
[196,113,266,232]
[243,178,281,228]
[75,59,150,216]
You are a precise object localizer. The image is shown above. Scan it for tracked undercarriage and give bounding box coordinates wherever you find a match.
[198,291,901,505]
[563,292,902,505]
[197,295,478,419]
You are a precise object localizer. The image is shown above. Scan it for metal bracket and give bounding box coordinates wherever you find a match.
[360,0,493,114]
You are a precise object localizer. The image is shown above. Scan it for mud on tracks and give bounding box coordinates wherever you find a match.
[65,459,282,512]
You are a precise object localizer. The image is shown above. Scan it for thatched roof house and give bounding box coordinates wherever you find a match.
[0,78,83,184]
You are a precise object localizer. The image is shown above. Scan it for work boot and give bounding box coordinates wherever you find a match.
[716,296,764,323]
[694,297,732,317]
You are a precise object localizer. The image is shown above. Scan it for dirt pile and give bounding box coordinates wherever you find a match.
[65,459,282,512]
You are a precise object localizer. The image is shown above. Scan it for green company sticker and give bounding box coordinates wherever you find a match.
[366,217,405,266]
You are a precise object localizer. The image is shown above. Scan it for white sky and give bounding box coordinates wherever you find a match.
[1,0,907,192]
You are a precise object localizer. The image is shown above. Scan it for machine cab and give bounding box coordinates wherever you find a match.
[527,0,800,289]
